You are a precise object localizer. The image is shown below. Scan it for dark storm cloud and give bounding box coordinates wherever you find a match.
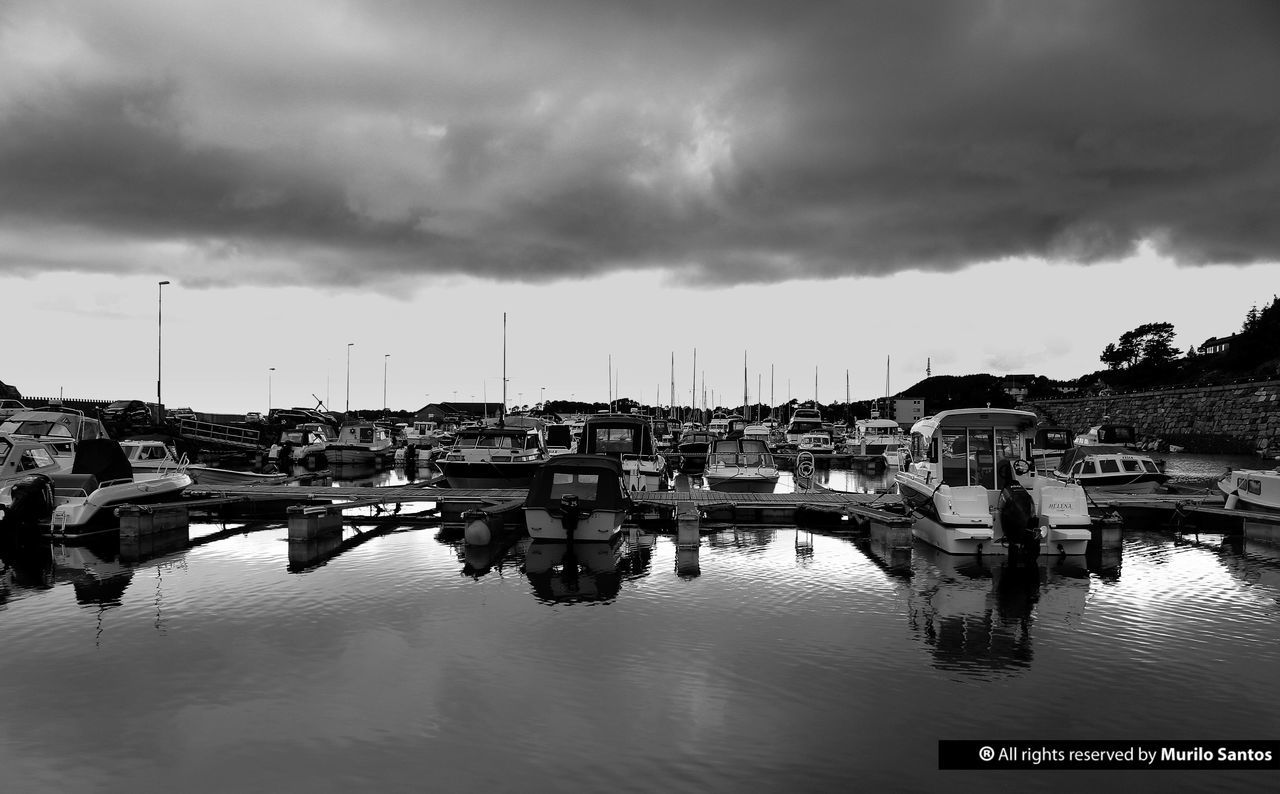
[0,0,1277,288]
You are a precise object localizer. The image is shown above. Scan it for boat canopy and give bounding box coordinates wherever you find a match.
[455,425,543,450]
[1034,425,1073,450]
[526,454,628,511]
[578,416,656,456]
[0,410,109,441]
[71,438,134,481]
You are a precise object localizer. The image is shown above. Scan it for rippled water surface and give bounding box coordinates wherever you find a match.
[3,459,1280,793]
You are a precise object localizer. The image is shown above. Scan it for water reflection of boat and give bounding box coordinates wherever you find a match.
[523,539,624,604]
[1213,536,1280,599]
[908,543,1090,675]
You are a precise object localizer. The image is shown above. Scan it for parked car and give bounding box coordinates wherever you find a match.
[0,399,30,420]
[165,407,197,422]
[101,399,154,430]
[245,411,264,423]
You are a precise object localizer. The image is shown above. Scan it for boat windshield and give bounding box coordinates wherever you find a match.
[548,472,603,501]
[459,434,516,449]
[939,426,1024,488]
[590,427,635,454]
[0,420,73,438]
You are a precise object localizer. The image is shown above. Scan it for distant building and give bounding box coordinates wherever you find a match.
[1000,374,1036,401]
[891,398,925,428]
[414,402,506,422]
[1198,334,1239,355]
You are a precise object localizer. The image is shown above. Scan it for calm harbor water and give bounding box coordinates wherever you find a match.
[2,453,1278,793]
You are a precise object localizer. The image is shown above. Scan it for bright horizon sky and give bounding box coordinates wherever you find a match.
[3,1,1278,414]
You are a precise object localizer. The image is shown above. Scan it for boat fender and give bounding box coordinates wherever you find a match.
[463,509,492,545]
[1224,494,1239,510]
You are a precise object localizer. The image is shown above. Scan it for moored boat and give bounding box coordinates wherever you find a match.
[1073,420,1139,449]
[675,430,715,473]
[523,453,631,541]
[326,422,393,467]
[35,439,192,537]
[703,437,780,493]
[1053,445,1170,493]
[1217,467,1280,512]
[118,439,290,486]
[895,408,1093,557]
[577,413,667,491]
[436,417,549,489]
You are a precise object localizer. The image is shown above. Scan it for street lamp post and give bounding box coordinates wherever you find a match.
[383,354,390,414]
[540,385,546,409]
[346,343,354,414]
[268,367,275,412]
[157,280,170,422]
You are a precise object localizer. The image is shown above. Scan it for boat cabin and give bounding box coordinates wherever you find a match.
[447,423,547,461]
[1034,425,1073,452]
[907,409,1036,490]
[0,435,64,484]
[577,414,657,459]
[526,454,629,514]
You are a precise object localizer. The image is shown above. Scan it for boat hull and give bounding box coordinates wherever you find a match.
[524,507,625,541]
[1219,469,1280,512]
[189,467,291,487]
[704,471,779,493]
[437,459,545,490]
[325,446,390,467]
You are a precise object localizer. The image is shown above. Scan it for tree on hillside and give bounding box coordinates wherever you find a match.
[1099,322,1177,369]
[1224,295,1280,372]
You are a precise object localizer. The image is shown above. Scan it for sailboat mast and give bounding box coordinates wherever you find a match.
[743,350,748,417]
[884,355,890,417]
[502,312,507,418]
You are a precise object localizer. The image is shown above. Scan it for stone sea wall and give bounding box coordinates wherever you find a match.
[1027,379,1280,457]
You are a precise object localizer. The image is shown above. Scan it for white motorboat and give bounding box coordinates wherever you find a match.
[849,417,906,459]
[1053,446,1169,493]
[523,454,631,541]
[895,408,1093,557]
[1217,468,1280,512]
[436,417,549,489]
[118,439,290,487]
[267,427,332,468]
[704,437,780,493]
[577,414,667,492]
[326,421,393,467]
[797,432,836,457]
[36,438,192,537]
[1074,420,1139,448]
[784,406,824,445]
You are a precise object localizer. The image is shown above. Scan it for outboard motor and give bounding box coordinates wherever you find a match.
[558,493,581,540]
[3,474,55,531]
[404,443,418,468]
[997,461,1040,560]
[276,441,293,470]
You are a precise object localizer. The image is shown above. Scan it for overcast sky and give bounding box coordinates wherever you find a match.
[3,0,1278,414]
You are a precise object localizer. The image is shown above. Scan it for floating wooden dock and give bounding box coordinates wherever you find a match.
[175,483,910,527]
